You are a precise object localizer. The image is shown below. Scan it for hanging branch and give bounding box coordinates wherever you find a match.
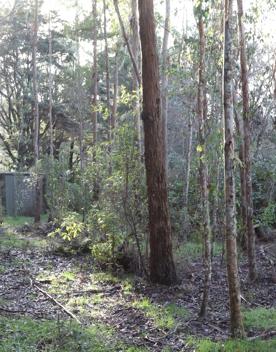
[113,0,141,86]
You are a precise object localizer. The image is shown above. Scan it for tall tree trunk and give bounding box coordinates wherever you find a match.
[223,0,245,338]
[138,0,177,285]
[130,0,142,152]
[32,0,41,224]
[103,0,112,142]
[33,0,39,165]
[196,12,212,318]
[48,12,54,159]
[237,0,257,281]
[75,2,84,170]
[92,0,98,146]
[182,116,193,238]
[161,0,170,173]
[111,52,119,130]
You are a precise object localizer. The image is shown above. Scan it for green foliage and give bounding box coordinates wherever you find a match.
[259,203,276,227]
[42,155,81,220]
[133,298,188,330]
[49,212,84,242]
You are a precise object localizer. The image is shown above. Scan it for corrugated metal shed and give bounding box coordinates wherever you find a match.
[0,172,44,216]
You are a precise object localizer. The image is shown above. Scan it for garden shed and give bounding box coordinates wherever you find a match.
[0,172,45,217]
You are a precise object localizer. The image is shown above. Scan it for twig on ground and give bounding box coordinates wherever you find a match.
[30,279,82,324]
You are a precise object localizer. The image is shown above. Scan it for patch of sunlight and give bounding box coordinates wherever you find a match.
[133,298,189,330]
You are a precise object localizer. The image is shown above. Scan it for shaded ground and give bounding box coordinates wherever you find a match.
[0,223,275,351]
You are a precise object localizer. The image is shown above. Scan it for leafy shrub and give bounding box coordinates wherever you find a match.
[49,212,84,241]
[259,203,276,227]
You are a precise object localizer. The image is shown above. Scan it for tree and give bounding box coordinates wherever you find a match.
[103,0,112,141]
[138,0,177,285]
[48,12,54,159]
[237,0,257,281]
[32,0,41,224]
[223,0,245,338]
[33,0,39,166]
[195,2,212,318]
[92,0,98,146]
[130,0,142,152]
[161,0,170,172]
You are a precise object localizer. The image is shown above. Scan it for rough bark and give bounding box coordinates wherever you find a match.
[237,0,257,281]
[138,0,177,285]
[223,0,245,338]
[196,13,212,318]
[161,0,170,172]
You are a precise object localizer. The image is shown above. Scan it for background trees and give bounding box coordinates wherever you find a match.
[0,0,275,339]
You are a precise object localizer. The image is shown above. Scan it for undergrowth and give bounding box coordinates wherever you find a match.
[0,317,148,352]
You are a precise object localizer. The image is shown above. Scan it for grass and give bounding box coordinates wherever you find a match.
[186,307,276,351]
[91,272,121,284]
[0,317,148,352]
[3,214,48,226]
[187,337,276,352]
[243,307,276,330]
[0,230,47,250]
[175,241,223,261]
[133,298,189,330]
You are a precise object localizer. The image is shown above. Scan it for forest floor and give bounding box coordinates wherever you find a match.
[0,219,275,352]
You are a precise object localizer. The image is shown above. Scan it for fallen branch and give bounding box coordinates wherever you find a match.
[0,306,27,314]
[205,322,226,334]
[31,280,81,324]
[70,285,121,297]
[248,331,276,341]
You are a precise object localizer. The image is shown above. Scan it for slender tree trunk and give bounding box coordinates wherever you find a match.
[223,0,245,338]
[48,12,54,159]
[33,0,39,165]
[92,0,98,146]
[237,0,257,281]
[212,163,221,253]
[233,88,247,248]
[32,0,41,224]
[114,0,141,86]
[111,52,119,130]
[103,0,112,142]
[130,0,142,152]
[195,13,212,318]
[161,0,170,173]
[182,116,193,239]
[138,0,177,285]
